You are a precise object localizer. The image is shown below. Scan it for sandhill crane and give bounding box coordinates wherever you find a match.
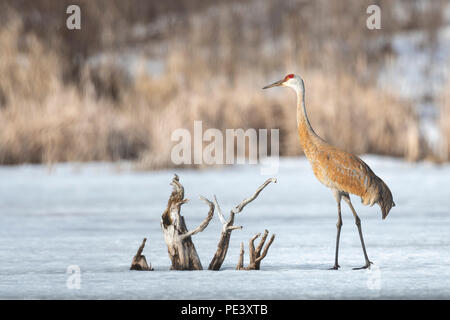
[263,74,395,270]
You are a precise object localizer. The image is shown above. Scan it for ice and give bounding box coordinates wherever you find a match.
[0,156,449,299]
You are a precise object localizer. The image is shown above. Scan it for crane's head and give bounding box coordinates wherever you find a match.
[263,74,304,94]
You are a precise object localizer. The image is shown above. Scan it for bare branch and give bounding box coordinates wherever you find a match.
[130,238,153,271]
[236,242,245,270]
[231,178,277,214]
[249,233,261,264]
[255,234,276,264]
[136,238,147,256]
[213,195,227,225]
[255,229,269,256]
[181,196,214,240]
[208,178,276,271]
[237,230,276,270]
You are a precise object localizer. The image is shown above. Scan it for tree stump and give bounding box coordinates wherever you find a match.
[236,230,275,270]
[161,174,214,270]
[130,238,153,271]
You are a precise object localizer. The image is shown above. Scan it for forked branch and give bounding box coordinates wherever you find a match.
[236,230,275,270]
[208,178,276,270]
[232,178,277,215]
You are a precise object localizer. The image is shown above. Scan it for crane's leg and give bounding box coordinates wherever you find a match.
[329,190,342,270]
[342,194,373,270]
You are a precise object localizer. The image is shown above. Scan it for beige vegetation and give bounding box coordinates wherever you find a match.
[440,83,450,162]
[0,0,447,168]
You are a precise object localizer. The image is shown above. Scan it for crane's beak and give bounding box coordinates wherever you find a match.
[263,79,284,89]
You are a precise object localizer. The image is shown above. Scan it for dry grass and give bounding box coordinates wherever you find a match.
[439,82,450,161]
[0,88,151,164]
[137,69,421,169]
[0,0,441,168]
[0,22,147,164]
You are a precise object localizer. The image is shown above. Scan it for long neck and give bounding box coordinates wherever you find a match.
[296,89,313,133]
[296,87,319,145]
[295,84,324,160]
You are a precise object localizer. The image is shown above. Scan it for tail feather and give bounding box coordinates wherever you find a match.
[377,178,395,219]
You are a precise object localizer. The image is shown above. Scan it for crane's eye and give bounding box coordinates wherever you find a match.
[285,74,294,81]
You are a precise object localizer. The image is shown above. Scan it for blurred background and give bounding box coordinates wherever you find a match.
[0,0,449,169]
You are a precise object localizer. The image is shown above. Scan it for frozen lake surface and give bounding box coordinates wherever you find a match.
[0,156,449,299]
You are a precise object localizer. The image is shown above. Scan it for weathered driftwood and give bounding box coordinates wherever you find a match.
[208,178,276,270]
[161,174,214,270]
[236,229,275,270]
[130,238,153,271]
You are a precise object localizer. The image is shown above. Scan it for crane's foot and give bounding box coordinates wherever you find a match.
[328,264,340,270]
[352,261,373,270]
